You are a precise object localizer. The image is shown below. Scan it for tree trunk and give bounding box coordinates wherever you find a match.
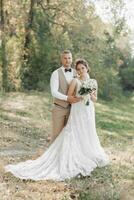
[23,0,35,62]
[0,0,8,91]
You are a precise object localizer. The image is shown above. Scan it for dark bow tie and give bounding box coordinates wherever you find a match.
[65,68,72,72]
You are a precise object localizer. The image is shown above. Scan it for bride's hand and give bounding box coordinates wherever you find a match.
[90,90,97,102]
[67,96,82,103]
[74,96,83,102]
[78,96,83,101]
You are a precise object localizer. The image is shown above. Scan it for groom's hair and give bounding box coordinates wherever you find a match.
[61,50,72,55]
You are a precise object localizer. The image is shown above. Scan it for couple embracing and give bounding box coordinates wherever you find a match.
[5,50,109,181]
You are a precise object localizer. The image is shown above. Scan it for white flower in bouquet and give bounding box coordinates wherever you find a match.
[78,79,97,105]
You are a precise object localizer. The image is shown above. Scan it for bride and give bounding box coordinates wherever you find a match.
[5,59,109,181]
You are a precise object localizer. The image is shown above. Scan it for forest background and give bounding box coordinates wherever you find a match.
[0,0,133,99]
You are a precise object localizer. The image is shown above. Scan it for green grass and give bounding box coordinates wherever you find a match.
[0,91,134,200]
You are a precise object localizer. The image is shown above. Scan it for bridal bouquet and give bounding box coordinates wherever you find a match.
[78,79,97,105]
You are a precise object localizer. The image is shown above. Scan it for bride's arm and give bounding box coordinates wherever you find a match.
[67,78,77,96]
[90,90,97,102]
[90,80,98,102]
[67,79,82,103]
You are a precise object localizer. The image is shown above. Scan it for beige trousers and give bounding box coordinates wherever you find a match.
[51,105,70,143]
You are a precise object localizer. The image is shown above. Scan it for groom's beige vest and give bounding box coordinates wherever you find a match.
[54,68,76,108]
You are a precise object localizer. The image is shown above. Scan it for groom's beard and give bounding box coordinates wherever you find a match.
[64,64,72,68]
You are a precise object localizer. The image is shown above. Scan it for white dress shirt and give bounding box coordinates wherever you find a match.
[50,66,74,101]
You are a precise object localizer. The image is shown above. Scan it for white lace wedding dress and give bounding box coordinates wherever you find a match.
[5,79,109,181]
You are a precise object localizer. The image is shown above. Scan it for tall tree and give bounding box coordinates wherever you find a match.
[0,0,8,91]
[23,0,36,63]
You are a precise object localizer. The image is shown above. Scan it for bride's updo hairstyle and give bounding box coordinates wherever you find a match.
[75,59,90,73]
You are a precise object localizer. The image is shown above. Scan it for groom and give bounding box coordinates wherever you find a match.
[50,50,80,142]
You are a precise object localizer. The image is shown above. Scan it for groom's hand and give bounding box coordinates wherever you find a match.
[67,96,82,103]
